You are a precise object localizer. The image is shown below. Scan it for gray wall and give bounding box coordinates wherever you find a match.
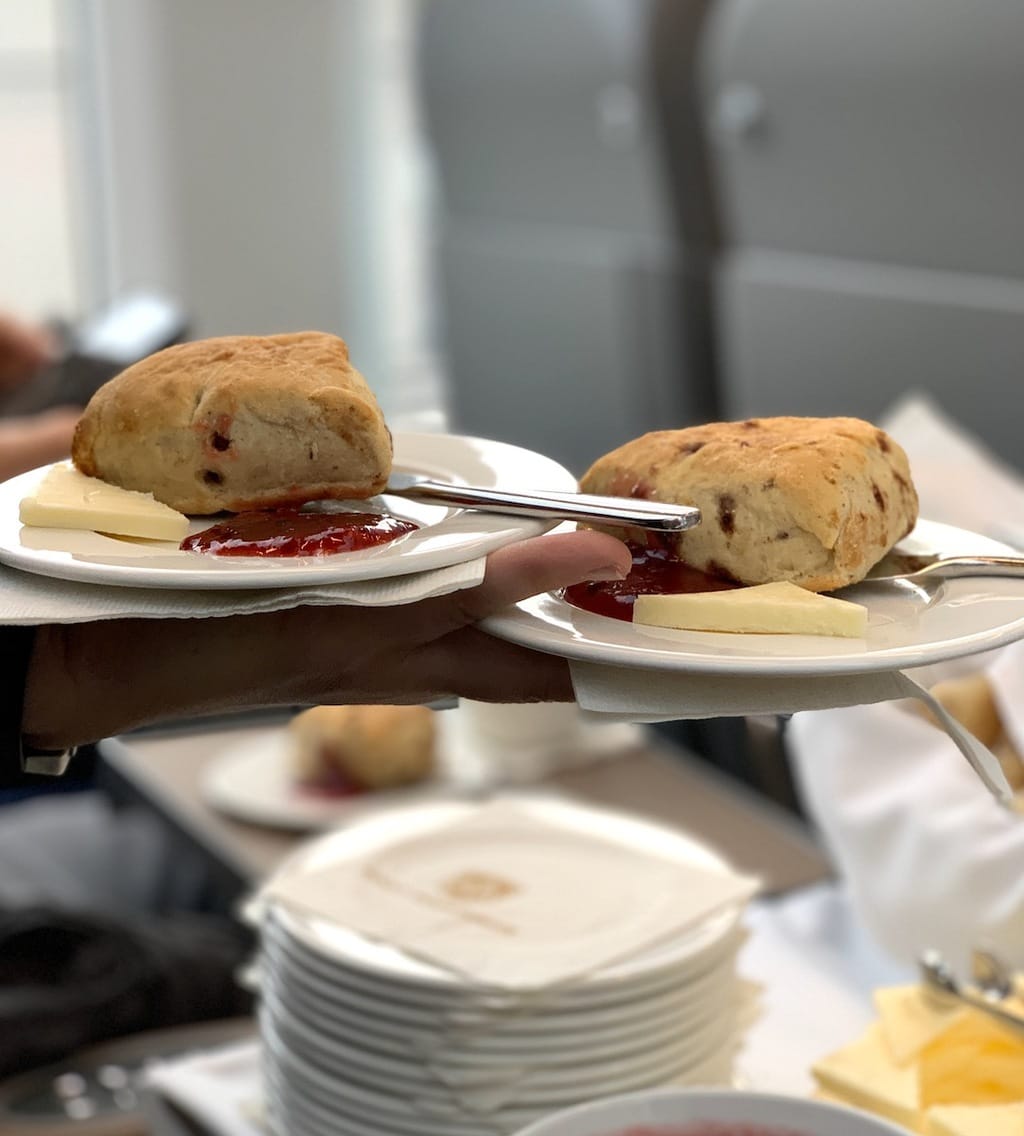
[703,0,1024,470]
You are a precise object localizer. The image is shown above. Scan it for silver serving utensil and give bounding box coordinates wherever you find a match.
[866,553,1024,584]
[972,946,1015,1002]
[385,472,702,532]
[918,949,1024,1038]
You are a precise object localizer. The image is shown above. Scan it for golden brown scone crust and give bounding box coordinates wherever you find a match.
[71,332,392,514]
[288,704,436,791]
[579,417,919,591]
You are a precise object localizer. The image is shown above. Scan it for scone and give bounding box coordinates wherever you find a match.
[579,416,918,592]
[288,704,436,792]
[71,331,392,514]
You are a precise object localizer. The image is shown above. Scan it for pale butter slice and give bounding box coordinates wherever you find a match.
[19,463,189,541]
[874,984,967,1066]
[926,1103,1024,1136]
[633,580,867,638]
[811,1022,921,1131]
[919,1010,1024,1110]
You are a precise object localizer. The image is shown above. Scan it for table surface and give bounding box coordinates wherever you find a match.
[98,719,830,897]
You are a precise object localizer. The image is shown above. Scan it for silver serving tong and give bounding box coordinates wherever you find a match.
[385,472,702,532]
[918,948,1024,1038]
[971,946,1015,1001]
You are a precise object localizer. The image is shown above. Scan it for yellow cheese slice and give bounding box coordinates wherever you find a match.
[633,580,868,638]
[874,985,968,1066]
[926,1103,1024,1136]
[19,462,189,542]
[919,1011,1024,1109]
[811,1022,921,1131]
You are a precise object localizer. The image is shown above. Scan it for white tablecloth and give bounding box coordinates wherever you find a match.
[738,881,912,1096]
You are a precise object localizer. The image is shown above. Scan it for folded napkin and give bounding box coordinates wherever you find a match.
[788,668,1024,975]
[263,798,759,990]
[571,663,1013,804]
[142,1038,264,1136]
[0,557,486,625]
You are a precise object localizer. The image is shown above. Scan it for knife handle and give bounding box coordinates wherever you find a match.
[390,479,702,532]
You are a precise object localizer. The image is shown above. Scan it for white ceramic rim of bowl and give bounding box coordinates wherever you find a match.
[256,795,745,993]
[508,1086,913,1136]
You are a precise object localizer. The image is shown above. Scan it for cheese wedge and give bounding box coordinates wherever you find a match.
[19,463,189,541]
[633,580,868,638]
[926,1103,1024,1136]
[811,1022,921,1131]
[874,984,968,1066]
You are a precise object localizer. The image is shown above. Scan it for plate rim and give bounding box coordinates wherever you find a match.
[481,518,1024,677]
[0,432,575,590]
[200,726,465,832]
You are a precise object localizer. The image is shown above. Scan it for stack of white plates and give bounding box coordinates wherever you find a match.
[252,797,755,1136]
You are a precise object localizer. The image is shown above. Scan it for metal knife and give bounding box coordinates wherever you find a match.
[385,472,701,532]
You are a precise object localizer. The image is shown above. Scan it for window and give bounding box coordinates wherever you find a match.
[0,0,80,321]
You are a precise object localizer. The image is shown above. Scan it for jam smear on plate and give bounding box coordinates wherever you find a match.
[564,539,740,621]
[293,765,366,800]
[181,508,418,558]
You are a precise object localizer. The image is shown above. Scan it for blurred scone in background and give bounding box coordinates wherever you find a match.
[288,704,437,793]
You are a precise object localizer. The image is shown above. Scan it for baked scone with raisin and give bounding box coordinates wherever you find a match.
[288,704,436,792]
[71,331,392,514]
[579,416,918,592]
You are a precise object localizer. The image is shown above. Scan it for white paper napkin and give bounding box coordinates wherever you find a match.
[571,664,1012,804]
[264,798,759,990]
[0,557,486,625]
[142,1039,264,1136]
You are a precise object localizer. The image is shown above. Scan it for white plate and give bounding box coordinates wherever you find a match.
[0,432,574,589]
[254,796,743,993]
[482,519,1024,676]
[260,991,735,1102]
[263,1029,741,1136]
[260,958,735,1063]
[200,725,469,832]
[261,942,737,1050]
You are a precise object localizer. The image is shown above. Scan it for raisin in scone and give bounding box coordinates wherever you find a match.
[289,705,436,791]
[71,331,392,514]
[579,417,918,591]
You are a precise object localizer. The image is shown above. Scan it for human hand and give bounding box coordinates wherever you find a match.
[0,406,80,482]
[0,313,54,390]
[23,529,632,749]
